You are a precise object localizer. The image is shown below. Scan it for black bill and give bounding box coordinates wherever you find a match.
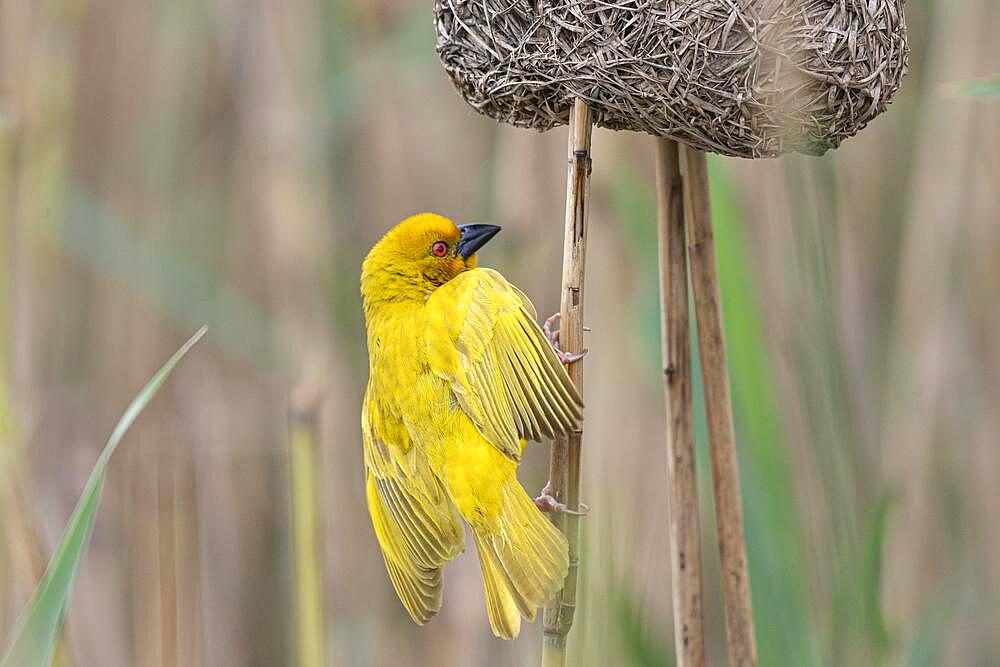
[456,223,501,259]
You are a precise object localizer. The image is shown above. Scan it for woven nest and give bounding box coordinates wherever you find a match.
[435,0,908,158]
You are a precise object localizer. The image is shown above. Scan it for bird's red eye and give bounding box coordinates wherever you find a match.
[431,241,449,257]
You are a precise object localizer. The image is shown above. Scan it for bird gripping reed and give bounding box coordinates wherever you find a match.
[360,215,582,639]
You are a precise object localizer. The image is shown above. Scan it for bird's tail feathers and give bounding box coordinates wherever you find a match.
[473,477,569,639]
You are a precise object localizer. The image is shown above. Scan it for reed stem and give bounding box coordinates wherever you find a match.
[542,98,592,666]
[679,145,758,667]
[655,138,706,667]
[289,389,326,667]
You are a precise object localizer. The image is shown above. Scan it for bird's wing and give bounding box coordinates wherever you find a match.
[363,395,465,624]
[425,267,583,461]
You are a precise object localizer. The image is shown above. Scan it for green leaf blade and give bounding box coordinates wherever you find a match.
[1,326,207,667]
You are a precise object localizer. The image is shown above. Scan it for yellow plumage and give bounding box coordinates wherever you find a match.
[360,213,583,638]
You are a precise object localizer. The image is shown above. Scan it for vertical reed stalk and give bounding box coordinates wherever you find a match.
[542,98,593,667]
[289,390,326,667]
[655,138,706,667]
[679,145,758,667]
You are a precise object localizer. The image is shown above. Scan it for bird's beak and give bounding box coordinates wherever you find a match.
[456,224,501,260]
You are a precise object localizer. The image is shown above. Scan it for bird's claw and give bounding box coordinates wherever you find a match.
[543,312,561,347]
[534,481,590,516]
[543,312,589,365]
[556,348,588,365]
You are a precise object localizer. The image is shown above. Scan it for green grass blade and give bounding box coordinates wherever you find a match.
[861,494,892,657]
[0,326,208,667]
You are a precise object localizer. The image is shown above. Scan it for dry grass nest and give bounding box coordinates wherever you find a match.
[435,0,908,158]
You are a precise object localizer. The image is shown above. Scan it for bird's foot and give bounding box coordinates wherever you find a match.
[542,312,589,365]
[543,312,561,346]
[533,481,590,516]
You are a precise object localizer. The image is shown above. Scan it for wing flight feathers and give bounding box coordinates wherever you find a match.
[426,268,583,460]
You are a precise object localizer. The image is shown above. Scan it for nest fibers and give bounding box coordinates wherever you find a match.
[435,0,908,158]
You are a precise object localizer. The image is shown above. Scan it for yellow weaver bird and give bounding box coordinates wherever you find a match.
[361,213,583,639]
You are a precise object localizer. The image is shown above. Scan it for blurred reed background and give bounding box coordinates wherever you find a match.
[1,0,998,665]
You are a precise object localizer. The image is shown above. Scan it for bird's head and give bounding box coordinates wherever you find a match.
[361,213,501,305]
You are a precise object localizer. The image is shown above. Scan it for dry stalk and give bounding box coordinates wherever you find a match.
[680,145,758,667]
[655,138,706,667]
[289,384,326,667]
[542,98,592,667]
